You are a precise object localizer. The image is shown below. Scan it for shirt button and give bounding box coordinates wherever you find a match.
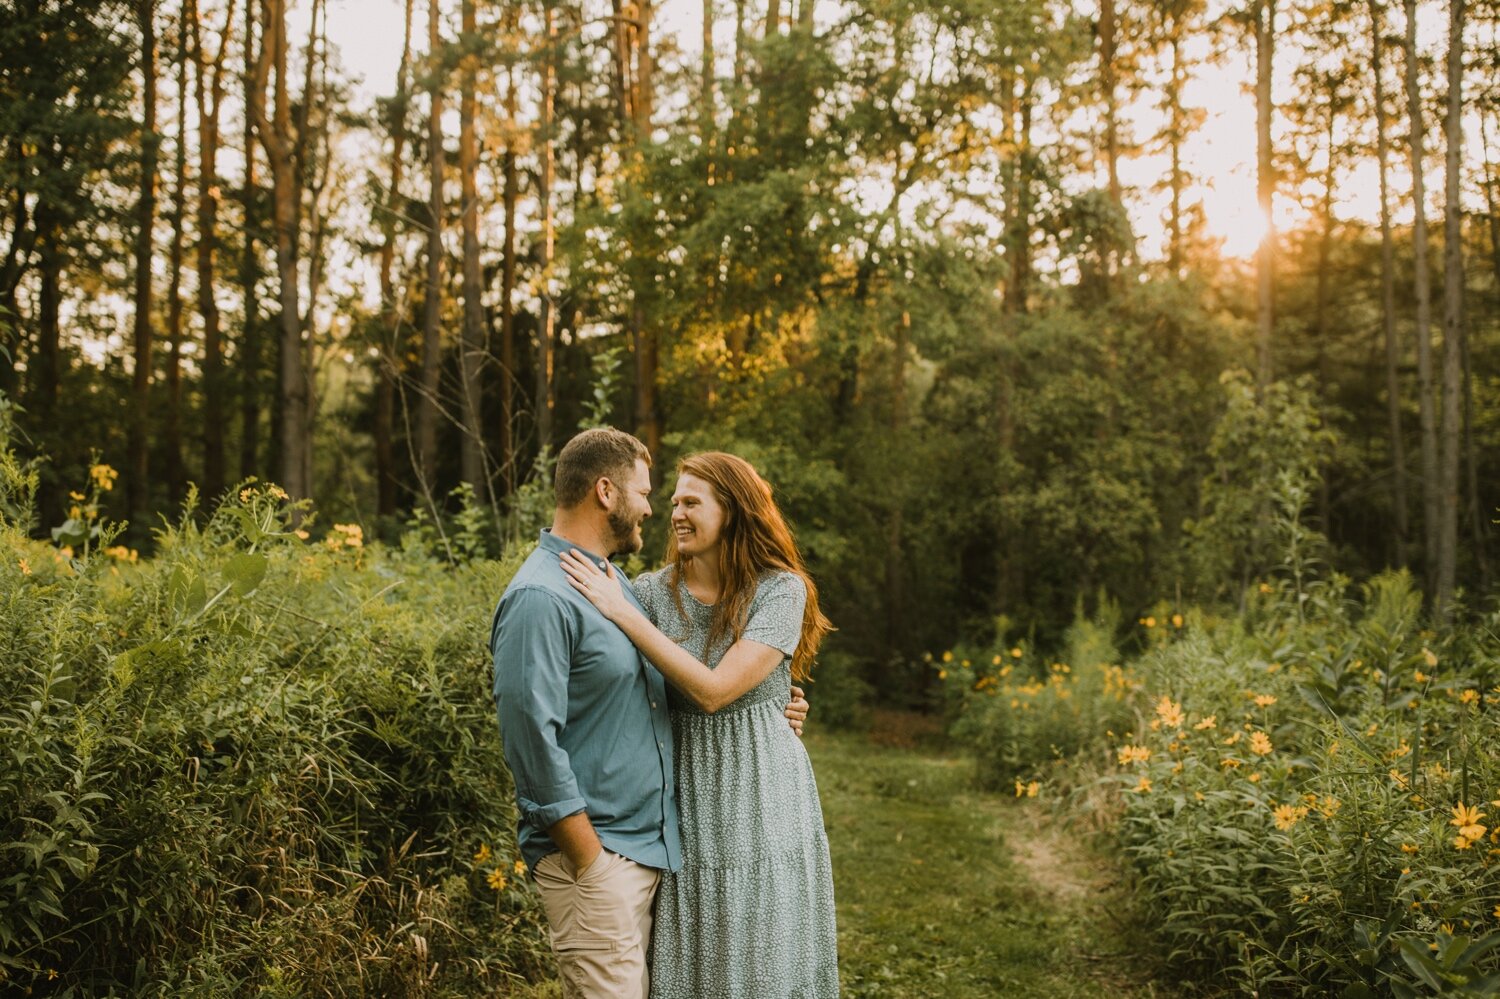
[651,701,658,709]
[658,741,664,749]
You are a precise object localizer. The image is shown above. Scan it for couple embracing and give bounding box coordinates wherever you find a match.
[489,428,840,999]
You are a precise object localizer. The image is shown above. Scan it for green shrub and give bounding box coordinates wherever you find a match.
[0,467,551,995]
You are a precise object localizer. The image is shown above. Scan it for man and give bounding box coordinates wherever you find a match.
[490,427,809,999]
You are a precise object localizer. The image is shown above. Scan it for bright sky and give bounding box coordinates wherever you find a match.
[311,0,1455,263]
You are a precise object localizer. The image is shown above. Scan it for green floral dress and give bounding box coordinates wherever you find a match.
[632,568,839,999]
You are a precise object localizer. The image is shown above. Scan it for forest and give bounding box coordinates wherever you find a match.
[3,0,1500,993]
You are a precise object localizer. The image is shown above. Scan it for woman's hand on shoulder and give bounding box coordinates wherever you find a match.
[560,549,634,624]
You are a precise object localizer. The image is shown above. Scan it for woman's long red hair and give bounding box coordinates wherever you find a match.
[666,452,832,682]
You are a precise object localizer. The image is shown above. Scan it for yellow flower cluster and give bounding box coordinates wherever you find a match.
[1249,731,1273,756]
[1014,779,1040,798]
[103,546,139,563]
[487,868,508,891]
[1272,803,1311,831]
[89,463,119,492]
[1118,745,1152,765]
[327,523,364,550]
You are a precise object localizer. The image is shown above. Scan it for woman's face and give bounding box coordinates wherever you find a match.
[671,473,728,559]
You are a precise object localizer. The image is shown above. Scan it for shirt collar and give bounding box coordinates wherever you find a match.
[537,528,611,566]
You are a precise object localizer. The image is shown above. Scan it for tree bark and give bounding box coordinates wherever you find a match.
[376,0,414,516]
[536,3,557,452]
[190,0,237,501]
[1370,0,1408,562]
[249,0,309,500]
[165,6,188,502]
[1403,0,1438,587]
[1254,0,1275,389]
[1434,0,1464,620]
[416,0,445,489]
[497,28,518,496]
[239,0,261,480]
[1100,0,1121,208]
[128,0,159,524]
[458,0,487,501]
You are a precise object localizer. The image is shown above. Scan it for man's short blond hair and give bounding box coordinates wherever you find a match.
[554,428,651,508]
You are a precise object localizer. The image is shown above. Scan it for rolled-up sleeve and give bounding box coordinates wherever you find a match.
[491,586,588,831]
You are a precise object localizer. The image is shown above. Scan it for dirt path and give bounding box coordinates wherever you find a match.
[809,730,1171,999]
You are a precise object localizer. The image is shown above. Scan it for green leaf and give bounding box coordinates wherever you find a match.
[224,552,269,596]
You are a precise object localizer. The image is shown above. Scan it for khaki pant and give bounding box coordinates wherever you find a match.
[532,850,662,999]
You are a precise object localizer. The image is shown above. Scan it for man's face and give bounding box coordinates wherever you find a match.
[605,459,653,556]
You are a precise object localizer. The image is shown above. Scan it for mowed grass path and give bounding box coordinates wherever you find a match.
[810,727,1171,999]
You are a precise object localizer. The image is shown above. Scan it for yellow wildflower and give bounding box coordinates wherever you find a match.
[1455,835,1475,850]
[1134,776,1152,793]
[1460,689,1480,706]
[1142,616,1157,628]
[1172,613,1184,628]
[1248,773,1262,783]
[514,859,527,876]
[1258,582,1273,594]
[473,844,492,864]
[268,484,289,501]
[1422,647,1438,668]
[1401,843,1419,854]
[487,868,508,891]
[1026,781,1040,798]
[1494,905,1500,920]
[1011,647,1023,659]
[1194,715,1217,731]
[1117,745,1151,766]
[69,491,85,502]
[941,650,953,663]
[1223,731,1242,746]
[18,557,30,575]
[1272,804,1308,831]
[1249,731,1273,756]
[991,655,1002,666]
[1253,694,1277,708]
[294,529,310,541]
[1452,803,1486,829]
[1154,695,1185,729]
[1221,757,1242,769]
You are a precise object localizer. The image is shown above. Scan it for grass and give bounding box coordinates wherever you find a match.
[810,727,1171,999]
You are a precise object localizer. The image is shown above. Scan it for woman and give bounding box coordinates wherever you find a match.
[559,451,838,999]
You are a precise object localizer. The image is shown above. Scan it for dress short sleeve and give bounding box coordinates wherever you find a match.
[741,572,806,657]
[631,570,660,627]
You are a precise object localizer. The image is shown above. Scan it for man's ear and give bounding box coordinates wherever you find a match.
[593,476,614,509]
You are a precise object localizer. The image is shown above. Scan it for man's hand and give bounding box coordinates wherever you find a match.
[548,811,603,875]
[785,685,810,737]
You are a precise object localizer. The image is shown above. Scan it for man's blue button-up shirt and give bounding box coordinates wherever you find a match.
[490,529,681,875]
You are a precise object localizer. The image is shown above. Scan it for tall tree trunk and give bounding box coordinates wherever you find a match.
[458,0,487,501]
[128,0,159,525]
[1371,0,1408,562]
[536,3,557,452]
[35,200,61,527]
[417,0,445,489]
[376,0,414,516]
[1403,0,1439,587]
[630,0,660,455]
[1434,0,1464,620]
[190,0,236,500]
[497,33,517,496]
[249,0,309,500]
[1100,0,1121,208]
[165,7,188,502]
[1254,0,1275,389]
[239,0,261,480]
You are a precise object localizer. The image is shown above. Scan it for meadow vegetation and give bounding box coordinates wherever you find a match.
[0,421,552,996]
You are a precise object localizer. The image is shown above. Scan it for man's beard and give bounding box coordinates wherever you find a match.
[607,506,643,556]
